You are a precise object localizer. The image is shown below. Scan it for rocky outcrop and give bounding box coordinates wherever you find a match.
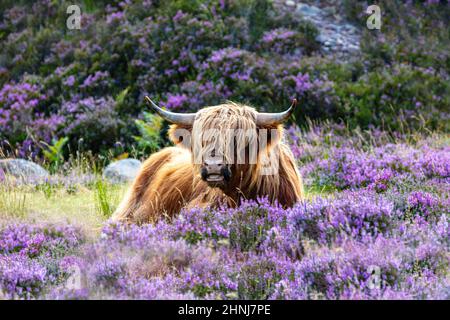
[276,1,361,57]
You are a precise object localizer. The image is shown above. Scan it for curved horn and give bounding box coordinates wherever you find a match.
[145,96,195,126]
[256,99,297,126]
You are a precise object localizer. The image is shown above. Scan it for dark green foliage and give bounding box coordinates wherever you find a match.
[0,0,448,158]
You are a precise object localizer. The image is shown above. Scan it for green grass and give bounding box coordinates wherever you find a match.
[0,184,27,219]
[0,179,128,235]
[94,178,120,218]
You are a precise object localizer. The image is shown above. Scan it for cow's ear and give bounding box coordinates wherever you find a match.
[257,124,282,150]
[168,124,192,149]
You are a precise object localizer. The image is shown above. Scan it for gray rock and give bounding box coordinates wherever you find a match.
[278,1,361,57]
[296,3,322,17]
[327,24,339,31]
[342,24,356,32]
[316,34,327,43]
[285,0,296,7]
[103,159,142,183]
[347,44,360,52]
[0,159,49,180]
[323,6,336,16]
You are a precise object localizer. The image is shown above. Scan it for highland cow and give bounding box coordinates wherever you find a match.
[112,97,303,223]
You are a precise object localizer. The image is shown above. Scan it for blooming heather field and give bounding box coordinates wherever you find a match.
[0,125,448,299]
[0,1,449,300]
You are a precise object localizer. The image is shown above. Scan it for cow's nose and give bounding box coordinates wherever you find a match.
[201,158,231,184]
[203,158,223,173]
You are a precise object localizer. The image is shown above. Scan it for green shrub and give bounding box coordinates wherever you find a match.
[133,112,164,157]
[335,63,450,131]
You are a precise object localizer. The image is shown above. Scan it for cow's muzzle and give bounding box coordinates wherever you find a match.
[200,159,231,186]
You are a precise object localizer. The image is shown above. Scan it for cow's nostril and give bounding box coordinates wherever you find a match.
[200,167,208,180]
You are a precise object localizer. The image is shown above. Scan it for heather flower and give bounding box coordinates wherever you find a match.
[118,275,196,300]
[164,94,189,110]
[209,48,246,64]
[0,223,84,260]
[172,10,187,23]
[106,11,125,24]
[260,28,305,55]
[172,206,229,244]
[92,257,127,287]
[275,235,448,299]
[303,142,450,190]
[435,215,449,245]
[288,190,397,245]
[407,191,438,219]
[0,80,53,156]
[0,254,47,299]
[80,71,110,89]
[63,75,76,87]
[293,73,313,93]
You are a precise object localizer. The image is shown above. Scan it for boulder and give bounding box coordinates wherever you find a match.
[285,0,295,7]
[103,159,142,183]
[0,159,49,180]
[296,3,322,17]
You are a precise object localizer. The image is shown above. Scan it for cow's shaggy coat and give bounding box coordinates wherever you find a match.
[112,102,303,223]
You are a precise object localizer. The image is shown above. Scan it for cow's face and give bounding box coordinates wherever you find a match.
[192,104,258,188]
[145,97,297,189]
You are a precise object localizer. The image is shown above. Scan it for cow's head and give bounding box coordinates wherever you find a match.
[145,97,296,191]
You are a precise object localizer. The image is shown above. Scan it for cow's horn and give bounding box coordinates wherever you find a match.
[256,99,297,126]
[145,96,195,126]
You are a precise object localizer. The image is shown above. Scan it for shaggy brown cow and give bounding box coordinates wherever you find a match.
[112,97,303,223]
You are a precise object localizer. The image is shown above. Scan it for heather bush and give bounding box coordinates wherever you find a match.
[2,0,447,158]
[0,183,448,299]
[59,96,123,153]
[259,28,314,56]
[0,223,84,299]
[0,223,84,258]
[0,79,62,157]
[273,235,448,299]
[288,191,398,245]
[0,253,47,299]
[288,124,450,191]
